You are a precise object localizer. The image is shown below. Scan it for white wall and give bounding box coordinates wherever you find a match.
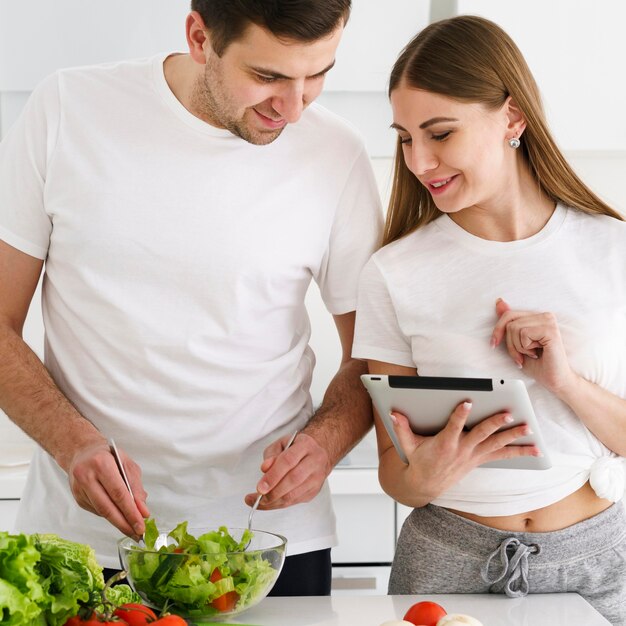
[459,0,626,153]
[1,0,626,427]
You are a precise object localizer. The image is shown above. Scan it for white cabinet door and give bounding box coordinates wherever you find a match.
[331,565,391,596]
[0,499,20,533]
[396,503,413,540]
[331,493,395,564]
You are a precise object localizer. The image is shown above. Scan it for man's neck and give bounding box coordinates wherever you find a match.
[163,53,198,115]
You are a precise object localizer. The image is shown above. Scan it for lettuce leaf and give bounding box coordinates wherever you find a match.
[0,577,46,626]
[0,531,49,625]
[32,534,102,625]
[102,583,142,608]
[0,532,48,598]
[33,533,104,626]
[143,517,160,551]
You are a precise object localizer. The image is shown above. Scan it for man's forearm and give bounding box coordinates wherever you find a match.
[0,325,105,471]
[303,358,373,469]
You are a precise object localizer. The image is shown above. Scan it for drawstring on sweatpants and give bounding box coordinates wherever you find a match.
[481,538,541,598]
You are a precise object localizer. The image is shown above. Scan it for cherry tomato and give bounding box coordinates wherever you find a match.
[403,601,447,626]
[113,602,158,625]
[210,590,239,612]
[152,616,187,625]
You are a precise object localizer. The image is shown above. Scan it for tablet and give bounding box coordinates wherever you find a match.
[361,374,551,470]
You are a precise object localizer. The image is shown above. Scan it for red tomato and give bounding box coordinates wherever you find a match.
[403,601,447,626]
[113,602,158,625]
[152,617,187,625]
[209,568,222,583]
[210,590,239,612]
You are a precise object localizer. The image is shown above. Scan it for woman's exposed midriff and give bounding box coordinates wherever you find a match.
[448,481,613,532]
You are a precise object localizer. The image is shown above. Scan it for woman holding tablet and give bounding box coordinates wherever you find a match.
[352,16,626,623]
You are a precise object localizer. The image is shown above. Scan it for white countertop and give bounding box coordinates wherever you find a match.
[228,594,610,626]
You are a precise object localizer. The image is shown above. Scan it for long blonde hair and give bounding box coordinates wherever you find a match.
[384,15,623,246]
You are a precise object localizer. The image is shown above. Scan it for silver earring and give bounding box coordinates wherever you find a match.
[508,137,521,149]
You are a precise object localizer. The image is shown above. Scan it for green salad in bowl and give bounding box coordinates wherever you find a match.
[118,519,286,623]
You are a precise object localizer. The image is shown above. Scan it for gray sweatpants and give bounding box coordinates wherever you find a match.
[390,503,626,625]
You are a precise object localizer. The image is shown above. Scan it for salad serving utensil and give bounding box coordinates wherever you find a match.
[109,437,147,543]
[246,430,298,544]
[109,438,134,498]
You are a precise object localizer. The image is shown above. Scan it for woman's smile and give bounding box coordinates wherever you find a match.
[424,174,459,195]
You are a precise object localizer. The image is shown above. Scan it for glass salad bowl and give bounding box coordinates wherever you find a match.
[118,521,286,623]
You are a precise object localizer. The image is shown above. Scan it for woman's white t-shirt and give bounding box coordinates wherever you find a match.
[353,204,626,515]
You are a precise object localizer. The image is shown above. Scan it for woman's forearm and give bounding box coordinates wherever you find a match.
[378,446,432,508]
[556,372,626,456]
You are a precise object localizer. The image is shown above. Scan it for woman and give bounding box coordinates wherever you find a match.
[352,15,626,623]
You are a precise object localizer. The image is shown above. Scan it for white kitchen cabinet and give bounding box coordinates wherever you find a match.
[329,488,394,595]
[0,437,33,534]
[331,493,395,564]
[329,437,395,595]
[0,499,19,533]
[329,443,395,566]
[331,564,392,596]
[395,503,413,541]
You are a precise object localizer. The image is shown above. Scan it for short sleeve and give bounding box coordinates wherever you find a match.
[0,73,59,259]
[314,146,383,314]
[352,256,415,367]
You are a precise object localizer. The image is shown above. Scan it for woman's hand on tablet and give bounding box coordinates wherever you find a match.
[491,298,576,394]
[390,401,540,499]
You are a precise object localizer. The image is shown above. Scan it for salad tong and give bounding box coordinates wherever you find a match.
[109,438,144,542]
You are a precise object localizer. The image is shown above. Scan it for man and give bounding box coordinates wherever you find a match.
[0,0,382,595]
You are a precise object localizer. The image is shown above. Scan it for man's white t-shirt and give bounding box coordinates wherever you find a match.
[0,55,382,566]
[353,205,626,515]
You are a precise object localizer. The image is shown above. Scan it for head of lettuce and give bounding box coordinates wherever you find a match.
[0,531,138,625]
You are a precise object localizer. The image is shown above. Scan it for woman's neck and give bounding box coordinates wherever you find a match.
[449,161,556,242]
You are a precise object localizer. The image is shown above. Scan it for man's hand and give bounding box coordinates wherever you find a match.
[68,441,150,539]
[244,432,332,510]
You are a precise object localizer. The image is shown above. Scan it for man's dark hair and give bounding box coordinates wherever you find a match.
[190,0,351,56]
